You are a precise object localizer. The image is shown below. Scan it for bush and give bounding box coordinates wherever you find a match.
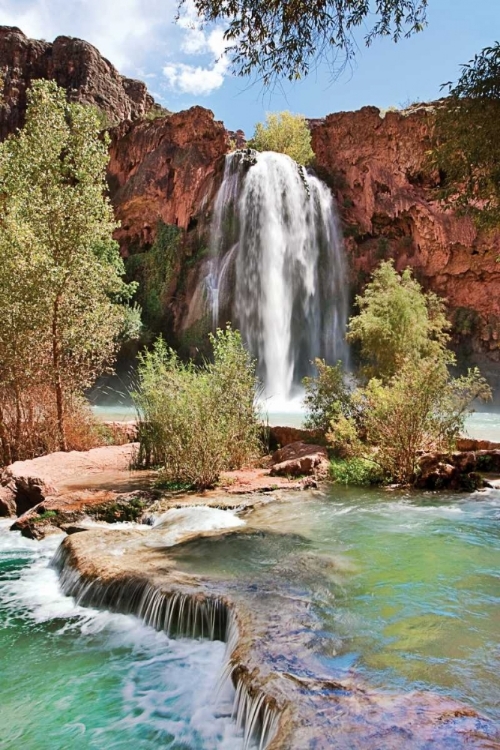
[0,385,113,466]
[347,260,451,382]
[133,326,262,489]
[329,457,383,486]
[304,260,492,486]
[347,358,490,485]
[126,222,181,332]
[248,111,314,165]
[303,359,353,433]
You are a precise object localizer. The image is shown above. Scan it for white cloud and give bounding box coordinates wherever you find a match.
[0,0,175,72]
[163,55,229,95]
[164,0,229,95]
[0,0,231,96]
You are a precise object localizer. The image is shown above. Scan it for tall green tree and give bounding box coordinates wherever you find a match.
[0,80,138,459]
[180,0,428,84]
[306,261,491,485]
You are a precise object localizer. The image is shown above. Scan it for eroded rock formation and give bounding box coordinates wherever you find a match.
[310,105,500,362]
[0,25,498,366]
[108,106,228,248]
[0,25,158,138]
[55,525,500,748]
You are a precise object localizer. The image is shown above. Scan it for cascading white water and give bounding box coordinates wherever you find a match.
[207,150,348,401]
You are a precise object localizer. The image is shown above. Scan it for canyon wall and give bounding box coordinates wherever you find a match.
[311,106,500,364]
[0,26,158,138]
[0,25,498,367]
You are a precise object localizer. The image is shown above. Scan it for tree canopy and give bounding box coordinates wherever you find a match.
[433,42,500,228]
[248,111,314,165]
[346,260,450,381]
[180,0,428,84]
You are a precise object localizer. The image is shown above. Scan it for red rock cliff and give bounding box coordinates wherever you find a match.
[108,106,229,251]
[0,26,156,138]
[311,105,500,361]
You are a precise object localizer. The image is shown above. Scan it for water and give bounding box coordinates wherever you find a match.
[206,150,348,400]
[0,521,245,750]
[92,401,500,443]
[171,489,500,722]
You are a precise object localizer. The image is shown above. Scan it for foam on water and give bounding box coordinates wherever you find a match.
[152,506,245,546]
[0,527,246,749]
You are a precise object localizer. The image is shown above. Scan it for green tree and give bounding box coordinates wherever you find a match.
[358,358,490,483]
[347,260,450,381]
[433,43,500,228]
[305,261,491,485]
[0,80,138,460]
[248,111,314,165]
[181,0,428,85]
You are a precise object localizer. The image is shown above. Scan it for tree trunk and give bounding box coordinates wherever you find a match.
[52,295,67,452]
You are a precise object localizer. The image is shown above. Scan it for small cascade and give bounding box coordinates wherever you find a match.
[206,149,348,401]
[53,543,280,750]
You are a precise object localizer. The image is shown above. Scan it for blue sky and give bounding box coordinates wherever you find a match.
[0,0,499,135]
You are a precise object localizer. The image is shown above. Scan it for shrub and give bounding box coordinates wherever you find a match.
[305,260,492,486]
[126,222,181,332]
[133,326,262,489]
[351,358,490,484]
[248,111,314,165]
[303,359,353,433]
[347,260,451,382]
[329,457,383,486]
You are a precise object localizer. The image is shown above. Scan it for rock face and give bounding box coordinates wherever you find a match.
[108,106,229,248]
[270,441,329,479]
[311,105,500,363]
[54,526,500,749]
[1,25,499,365]
[0,25,156,138]
[0,443,139,516]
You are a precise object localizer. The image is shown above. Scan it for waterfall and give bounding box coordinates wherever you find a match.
[207,149,348,401]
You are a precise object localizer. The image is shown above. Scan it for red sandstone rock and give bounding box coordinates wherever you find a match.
[310,105,500,361]
[1,443,138,515]
[270,441,329,478]
[0,26,156,139]
[108,106,229,245]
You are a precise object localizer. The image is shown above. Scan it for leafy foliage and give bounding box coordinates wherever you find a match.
[248,111,314,165]
[0,80,138,462]
[303,359,353,432]
[305,260,491,485]
[347,260,450,382]
[133,326,262,489]
[329,457,383,486]
[433,43,500,228]
[127,222,181,332]
[359,359,490,483]
[180,0,428,85]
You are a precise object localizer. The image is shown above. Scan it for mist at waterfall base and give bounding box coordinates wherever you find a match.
[203,150,348,408]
